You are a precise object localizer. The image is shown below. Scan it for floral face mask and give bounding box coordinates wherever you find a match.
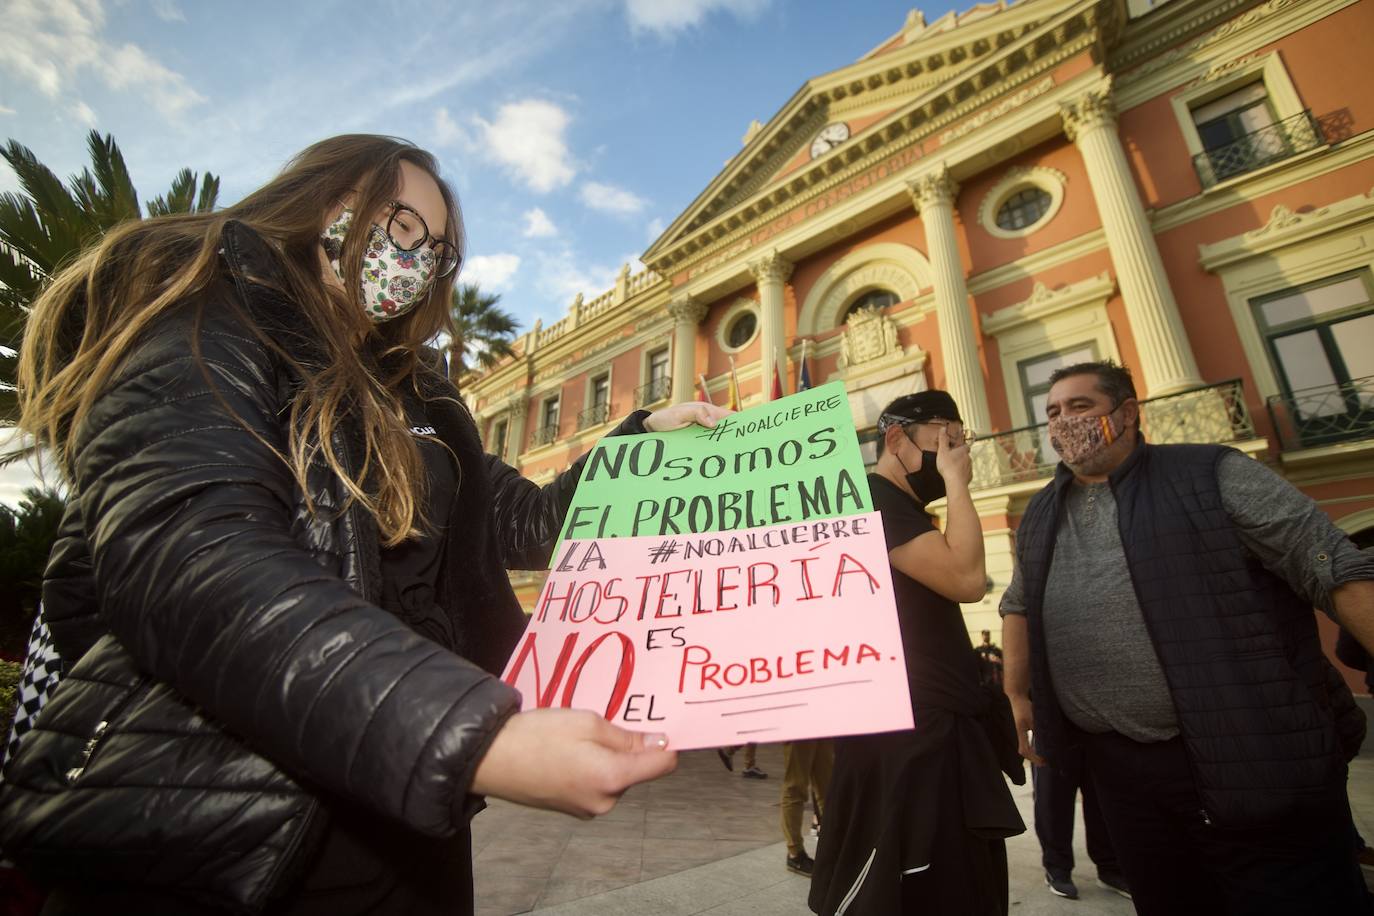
[321,207,436,322]
[1047,408,1124,467]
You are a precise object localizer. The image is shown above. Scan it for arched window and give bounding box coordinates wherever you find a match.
[843,289,898,324]
[995,186,1053,231]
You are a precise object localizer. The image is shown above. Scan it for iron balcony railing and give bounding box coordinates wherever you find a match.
[1266,375,1374,451]
[635,376,672,408]
[530,423,559,448]
[1193,110,1324,188]
[969,378,1256,491]
[577,403,612,430]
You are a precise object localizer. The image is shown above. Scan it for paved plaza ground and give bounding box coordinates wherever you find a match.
[470,742,1374,915]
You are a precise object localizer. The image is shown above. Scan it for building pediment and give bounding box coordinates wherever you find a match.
[643,0,1121,279]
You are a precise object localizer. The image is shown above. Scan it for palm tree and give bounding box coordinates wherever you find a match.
[446,283,520,378]
[0,131,219,421]
[0,486,66,657]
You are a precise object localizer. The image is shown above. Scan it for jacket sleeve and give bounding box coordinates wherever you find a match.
[486,410,650,570]
[70,299,518,838]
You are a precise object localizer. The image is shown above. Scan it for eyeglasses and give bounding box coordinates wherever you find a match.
[382,201,461,278]
[879,413,975,444]
[917,419,976,444]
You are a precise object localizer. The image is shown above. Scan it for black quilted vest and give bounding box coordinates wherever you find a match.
[1016,441,1344,827]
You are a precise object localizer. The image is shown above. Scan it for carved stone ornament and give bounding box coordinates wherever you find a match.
[1060,83,1117,142]
[747,250,794,285]
[838,306,901,369]
[666,294,708,325]
[905,167,959,213]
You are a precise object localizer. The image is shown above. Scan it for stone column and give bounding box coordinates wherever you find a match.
[667,293,708,403]
[1061,81,1202,396]
[906,167,993,434]
[505,393,530,464]
[747,250,793,400]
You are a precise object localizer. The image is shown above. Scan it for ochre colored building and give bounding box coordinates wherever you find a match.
[464,0,1374,690]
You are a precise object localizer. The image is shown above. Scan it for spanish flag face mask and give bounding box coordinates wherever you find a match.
[1047,407,1124,468]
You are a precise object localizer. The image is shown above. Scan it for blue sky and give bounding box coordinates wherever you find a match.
[0,0,965,504]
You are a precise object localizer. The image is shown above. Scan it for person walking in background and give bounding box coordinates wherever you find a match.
[781,739,833,875]
[974,629,1003,688]
[716,743,768,779]
[810,391,1024,915]
[1031,740,1129,901]
[1002,360,1374,916]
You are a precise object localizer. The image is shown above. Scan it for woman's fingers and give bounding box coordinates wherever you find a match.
[643,402,735,432]
[472,708,677,819]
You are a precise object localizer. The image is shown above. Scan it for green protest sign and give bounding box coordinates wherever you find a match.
[558,381,871,544]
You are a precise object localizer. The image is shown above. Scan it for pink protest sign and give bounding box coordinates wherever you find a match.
[500,512,913,748]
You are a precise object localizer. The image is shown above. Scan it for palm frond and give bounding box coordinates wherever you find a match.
[85,130,141,226]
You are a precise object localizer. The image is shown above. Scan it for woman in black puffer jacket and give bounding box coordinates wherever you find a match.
[4,135,722,915]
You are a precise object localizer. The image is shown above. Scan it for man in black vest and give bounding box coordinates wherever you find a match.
[1000,361,1374,915]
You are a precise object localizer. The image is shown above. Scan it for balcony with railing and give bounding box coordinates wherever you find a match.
[1193,110,1325,189]
[529,423,559,448]
[635,376,671,408]
[577,403,612,430]
[970,379,1257,491]
[1266,376,1374,452]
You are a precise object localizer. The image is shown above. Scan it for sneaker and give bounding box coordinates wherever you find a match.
[742,766,768,779]
[716,748,734,772]
[1096,870,1132,900]
[1045,872,1079,900]
[786,850,815,875]
[809,814,821,837]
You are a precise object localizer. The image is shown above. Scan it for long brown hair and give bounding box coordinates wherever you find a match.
[18,134,465,545]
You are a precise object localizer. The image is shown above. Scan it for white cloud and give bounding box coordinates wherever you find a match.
[433,107,464,147]
[464,253,522,290]
[70,99,97,126]
[521,207,557,238]
[472,99,576,193]
[0,104,17,116]
[646,216,666,241]
[624,0,771,36]
[533,247,622,303]
[580,180,647,215]
[149,0,185,22]
[0,0,204,121]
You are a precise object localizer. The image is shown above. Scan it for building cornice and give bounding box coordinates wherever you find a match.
[982,271,1117,335]
[1112,0,1360,110]
[646,0,1117,274]
[1198,186,1374,272]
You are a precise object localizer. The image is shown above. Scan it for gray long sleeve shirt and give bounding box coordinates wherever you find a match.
[1000,450,1374,741]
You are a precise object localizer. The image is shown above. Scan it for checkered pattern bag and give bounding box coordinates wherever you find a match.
[3,613,63,774]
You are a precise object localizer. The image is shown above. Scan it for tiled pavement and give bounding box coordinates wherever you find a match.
[473,744,1374,915]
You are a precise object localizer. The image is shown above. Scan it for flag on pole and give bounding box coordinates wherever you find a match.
[697,373,713,404]
[771,349,784,401]
[727,356,741,411]
[798,339,813,392]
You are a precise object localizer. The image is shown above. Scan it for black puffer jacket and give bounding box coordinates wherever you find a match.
[6,222,641,911]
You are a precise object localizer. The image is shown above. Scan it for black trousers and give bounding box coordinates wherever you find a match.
[1080,729,1370,916]
[1031,743,1117,879]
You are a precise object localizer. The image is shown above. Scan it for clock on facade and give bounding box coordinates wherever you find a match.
[809,122,850,159]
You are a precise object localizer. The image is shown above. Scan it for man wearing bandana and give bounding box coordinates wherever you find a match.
[1000,361,1374,915]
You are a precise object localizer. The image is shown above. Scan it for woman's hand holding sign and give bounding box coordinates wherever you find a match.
[643,401,733,433]
[472,709,675,819]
